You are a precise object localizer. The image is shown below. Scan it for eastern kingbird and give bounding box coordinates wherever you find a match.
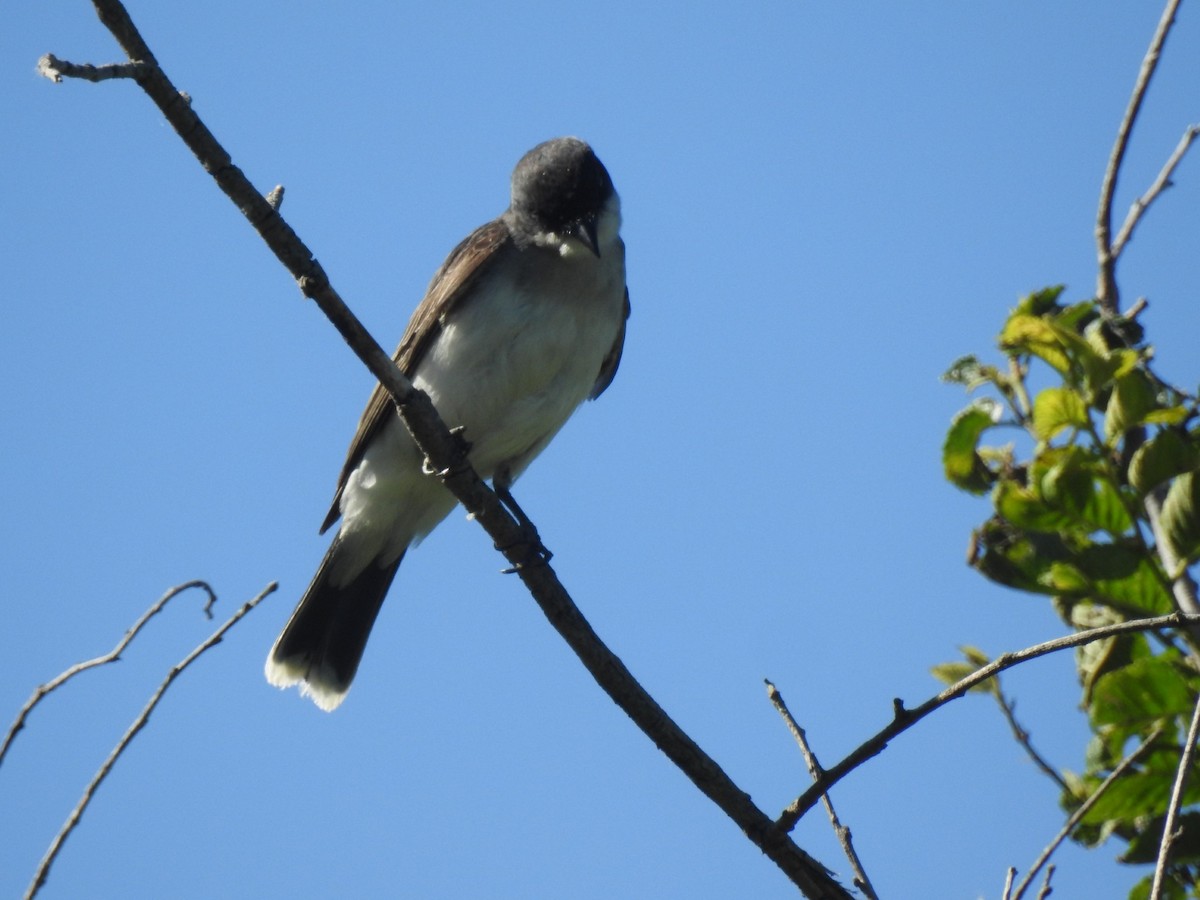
[266,137,629,711]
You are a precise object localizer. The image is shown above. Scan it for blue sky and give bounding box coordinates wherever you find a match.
[3,3,1199,898]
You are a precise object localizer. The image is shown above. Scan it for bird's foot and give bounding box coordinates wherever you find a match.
[493,476,553,573]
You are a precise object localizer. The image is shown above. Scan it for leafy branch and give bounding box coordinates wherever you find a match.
[939,2,1200,893]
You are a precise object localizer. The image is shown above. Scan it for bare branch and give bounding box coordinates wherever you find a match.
[1095,0,1184,314]
[1149,693,1200,900]
[1035,865,1055,900]
[1001,867,1017,900]
[992,688,1070,794]
[24,581,277,900]
[766,680,880,900]
[1112,125,1200,259]
[45,2,849,896]
[777,612,1200,831]
[36,52,149,83]
[0,580,216,769]
[1012,727,1162,900]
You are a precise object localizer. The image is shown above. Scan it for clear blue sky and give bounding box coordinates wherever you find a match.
[3,3,1199,898]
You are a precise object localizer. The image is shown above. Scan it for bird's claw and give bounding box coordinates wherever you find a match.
[497,530,553,574]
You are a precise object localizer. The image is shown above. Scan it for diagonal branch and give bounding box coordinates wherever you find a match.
[0,580,216,769]
[777,611,1200,831]
[766,680,880,900]
[24,581,276,900]
[1149,692,1200,900]
[1095,0,1183,314]
[1145,487,1200,619]
[992,687,1070,794]
[1011,726,1163,900]
[41,2,849,896]
[1111,124,1200,260]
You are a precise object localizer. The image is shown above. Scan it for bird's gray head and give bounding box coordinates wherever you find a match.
[508,137,617,257]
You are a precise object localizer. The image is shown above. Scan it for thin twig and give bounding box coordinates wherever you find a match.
[36,52,149,83]
[45,4,848,896]
[1002,866,1017,900]
[24,581,276,900]
[1035,864,1055,900]
[1112,125,1200,259]
[777,612,1200,831]
[765,680,880,900]
[1011,727,1162,900]
[992,689,1070,793]
[1149,693,1200,900]
[0,580,216,770]
[1095,0,1183,314]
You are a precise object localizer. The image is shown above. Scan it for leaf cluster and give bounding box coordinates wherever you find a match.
[941,287,1200,895]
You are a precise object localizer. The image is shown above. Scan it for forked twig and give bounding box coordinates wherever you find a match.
[992,688,1069,794]
[777,612,1200,831]
[1035,865,1055,900]
[766,681,880,900]
[1112,125,1200,259]
[1095,0,1184,313]
[24,582,277,900]
[1011,727,1162,900]
[0,580,216,769]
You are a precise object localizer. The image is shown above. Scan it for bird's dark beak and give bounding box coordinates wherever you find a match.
[568,214,601,257]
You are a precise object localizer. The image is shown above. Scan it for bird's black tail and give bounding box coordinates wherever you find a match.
[265,538,403,711]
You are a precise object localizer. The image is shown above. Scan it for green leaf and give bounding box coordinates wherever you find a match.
[943,400,1000,493]
[1105,370,1159,444]
[1129,429,1200,495]
[1128,873,1188,900]
[1071,603,1148,704]
[1143,405,1191,426]
[995,480,1074,531]
[1078,768,1175,824]
[972,518,1074,594]
[931,646,996,694]
[1073,543,1174,615]
[1000,293,1130,398]
[1080,763,1200,826]
[1080,479,1134,535]
[1121,812,1200,864]
[942,355,993,390]
[1056,299,1098,331]
[1161,471,1200,563]
[1090,655,1197,727]
[1001,314,1071,374]
[1015,285,1067,316]
[1036,450,1132,535]
[1045,561,1089,593]
[960,645,992,667]
[1033,386,1089,440]
[930,661,994,694]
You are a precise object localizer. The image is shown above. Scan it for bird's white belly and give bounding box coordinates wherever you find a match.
[414,278,620,478]
[333,268,622,576]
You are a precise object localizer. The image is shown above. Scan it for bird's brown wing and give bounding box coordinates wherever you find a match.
[319,218,512,534]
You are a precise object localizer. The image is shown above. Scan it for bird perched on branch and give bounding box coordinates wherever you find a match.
[266,137,630,711]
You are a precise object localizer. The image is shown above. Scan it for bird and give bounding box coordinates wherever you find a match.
[265,137,629,711]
